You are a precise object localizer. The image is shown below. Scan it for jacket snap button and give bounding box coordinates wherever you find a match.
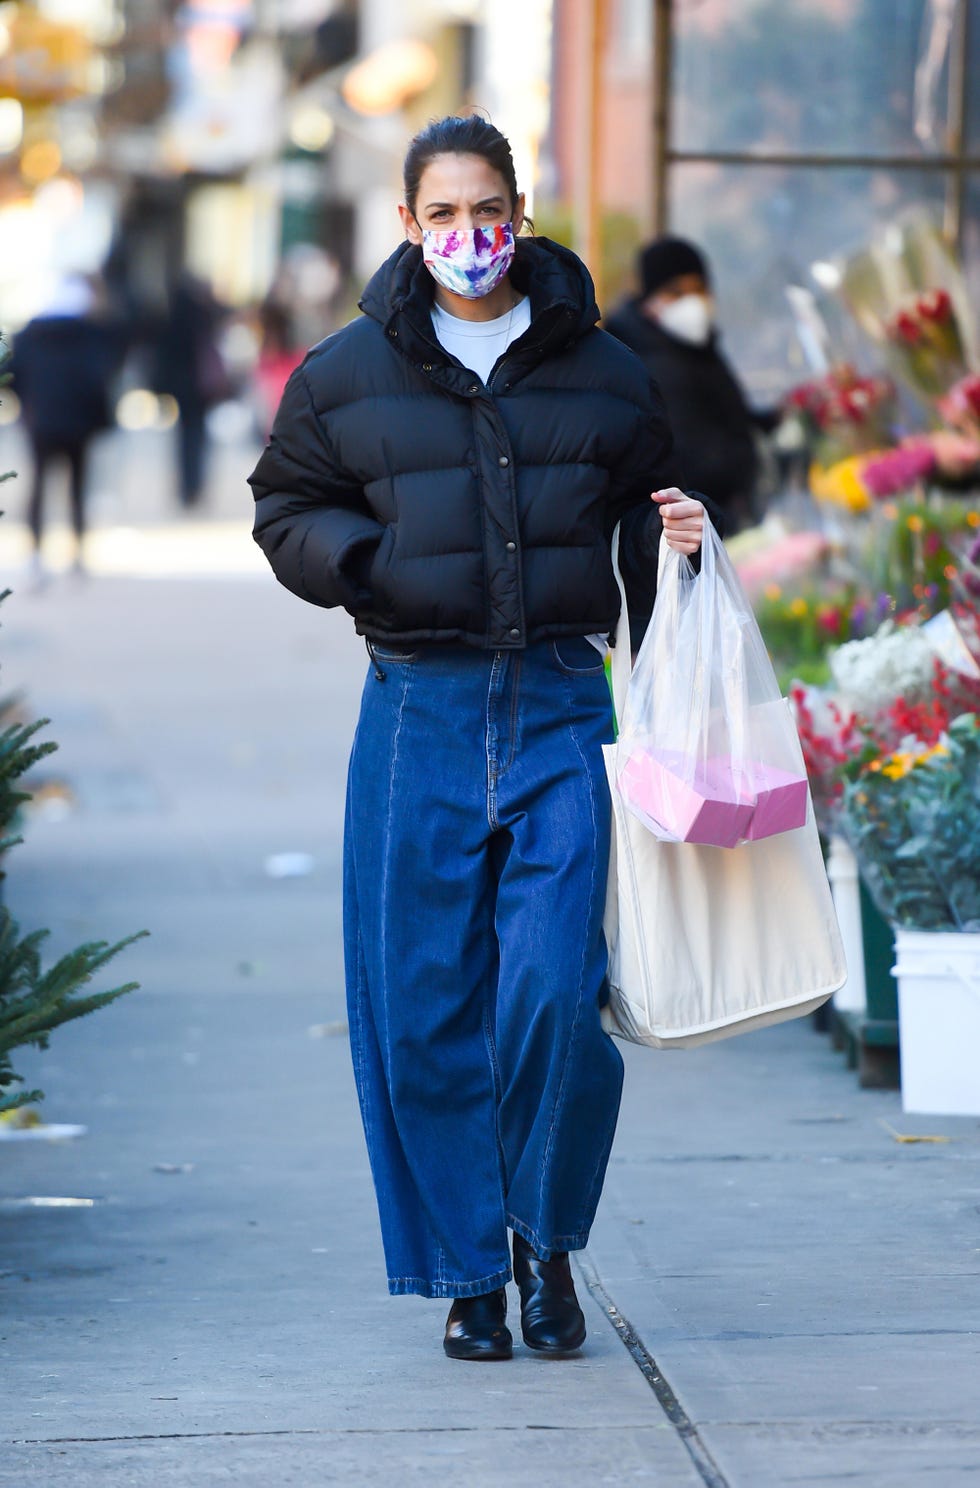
[388,328,398,337]
[509,627,520,638]
[506,541,516,552]
[498,455,509,467]
[468,384,480,394]
[422,363,432,372]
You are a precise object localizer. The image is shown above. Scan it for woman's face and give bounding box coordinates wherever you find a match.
[398,153,525,242]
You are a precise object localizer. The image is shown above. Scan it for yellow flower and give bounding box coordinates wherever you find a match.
[875,741,949,781]
[881,751,915,780]
[809,458,872,514]
[789,597,809,618]
[967,509,980,529]
[906,513,924,533]
[764,583,783,602]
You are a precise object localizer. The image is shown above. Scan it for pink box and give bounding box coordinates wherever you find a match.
[742,763,808,840]
[619,749,808,848]
[619,750,754,848]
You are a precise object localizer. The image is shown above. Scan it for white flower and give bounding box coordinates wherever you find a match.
[830,624,935,713]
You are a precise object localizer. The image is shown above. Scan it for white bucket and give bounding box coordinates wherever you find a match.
[827,837,867,1014]
[892,928,980,1116]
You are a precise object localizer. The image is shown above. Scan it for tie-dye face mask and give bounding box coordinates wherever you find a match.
[420,222,516,299]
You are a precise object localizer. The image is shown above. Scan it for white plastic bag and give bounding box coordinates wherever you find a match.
[615,518,808,848]
[602,524,846,1049]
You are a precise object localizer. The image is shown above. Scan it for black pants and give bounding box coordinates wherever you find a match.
[176,397,207,507]
[28,438,89,549]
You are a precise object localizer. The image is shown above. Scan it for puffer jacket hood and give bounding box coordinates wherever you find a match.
[250,235,715,651]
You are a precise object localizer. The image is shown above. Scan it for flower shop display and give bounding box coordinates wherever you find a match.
[734,215,980,1100]
[787,599,980,1101]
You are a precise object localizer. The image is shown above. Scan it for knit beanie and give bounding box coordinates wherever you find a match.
[639,237,710,297]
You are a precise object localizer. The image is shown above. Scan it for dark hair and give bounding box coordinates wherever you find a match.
[403,115,521,219]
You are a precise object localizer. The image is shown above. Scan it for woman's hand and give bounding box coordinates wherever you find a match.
[651,488,706,555]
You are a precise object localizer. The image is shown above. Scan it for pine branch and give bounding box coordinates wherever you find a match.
[0,919,147,1055]
[0,913,147,1106]
[0,1085,44,1115]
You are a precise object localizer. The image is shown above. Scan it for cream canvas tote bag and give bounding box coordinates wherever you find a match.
[601,525,846,1049]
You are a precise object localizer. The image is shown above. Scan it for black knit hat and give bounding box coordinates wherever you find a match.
[639,236,709,297]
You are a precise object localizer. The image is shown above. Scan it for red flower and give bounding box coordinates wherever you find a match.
[816,606,842,636]
[918,288,952,323]
[890,310,923,345]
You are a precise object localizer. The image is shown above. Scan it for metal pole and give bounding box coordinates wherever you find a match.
[667,147,980,171]
[945,0,970,249]
[651,0,673,235]
[585,0,609,301]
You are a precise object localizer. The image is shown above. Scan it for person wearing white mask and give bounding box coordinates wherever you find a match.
[607,237,773,533]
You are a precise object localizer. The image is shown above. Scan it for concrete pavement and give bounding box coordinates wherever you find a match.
[1,503,978,1486]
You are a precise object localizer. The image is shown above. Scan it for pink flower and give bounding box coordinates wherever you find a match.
[939,374,980,426]
[860,443,936,498]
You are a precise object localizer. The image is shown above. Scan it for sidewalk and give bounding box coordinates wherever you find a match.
[1,536,978,1486]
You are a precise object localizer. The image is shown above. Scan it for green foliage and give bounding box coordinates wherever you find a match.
[0,713,58,859]
[0,923,148,1112]
[841,713,980,931]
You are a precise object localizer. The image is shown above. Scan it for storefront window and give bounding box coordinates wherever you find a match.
[673,0,944,158]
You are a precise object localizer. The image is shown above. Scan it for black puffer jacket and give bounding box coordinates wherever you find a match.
[250,236,708,649]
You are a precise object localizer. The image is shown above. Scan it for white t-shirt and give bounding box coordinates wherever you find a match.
[430,295,531,387]
[431,294,609,658]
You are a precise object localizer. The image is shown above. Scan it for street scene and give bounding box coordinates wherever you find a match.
[2,3,980,1486]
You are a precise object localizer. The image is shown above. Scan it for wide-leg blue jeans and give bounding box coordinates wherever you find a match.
[343,637,624,1298]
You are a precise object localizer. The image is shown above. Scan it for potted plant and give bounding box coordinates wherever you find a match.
[841,714,980,1115]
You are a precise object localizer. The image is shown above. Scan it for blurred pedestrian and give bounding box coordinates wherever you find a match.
[251,116,721,1361]
[253,295,304,440]
[10,275,121,579]
[606,236,777,533]
[150,271,228,508]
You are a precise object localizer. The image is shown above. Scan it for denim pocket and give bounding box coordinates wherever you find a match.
[551,637,606,677]
[370,641,418,664]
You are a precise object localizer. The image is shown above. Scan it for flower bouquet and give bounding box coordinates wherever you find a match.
[884,289,969,402]
[836,216,978,411]
[783,364,896,472]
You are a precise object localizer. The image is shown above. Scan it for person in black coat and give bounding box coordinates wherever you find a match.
[10,276,121,576]
[250,117,716,1362]
[606,237,773,534]
[149,271,228,507]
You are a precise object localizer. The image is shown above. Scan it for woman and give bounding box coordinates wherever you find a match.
[250,116,712,1361]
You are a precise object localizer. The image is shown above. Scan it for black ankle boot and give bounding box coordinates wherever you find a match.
[443,1288,513,1360]
[512,1233,586,1353]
